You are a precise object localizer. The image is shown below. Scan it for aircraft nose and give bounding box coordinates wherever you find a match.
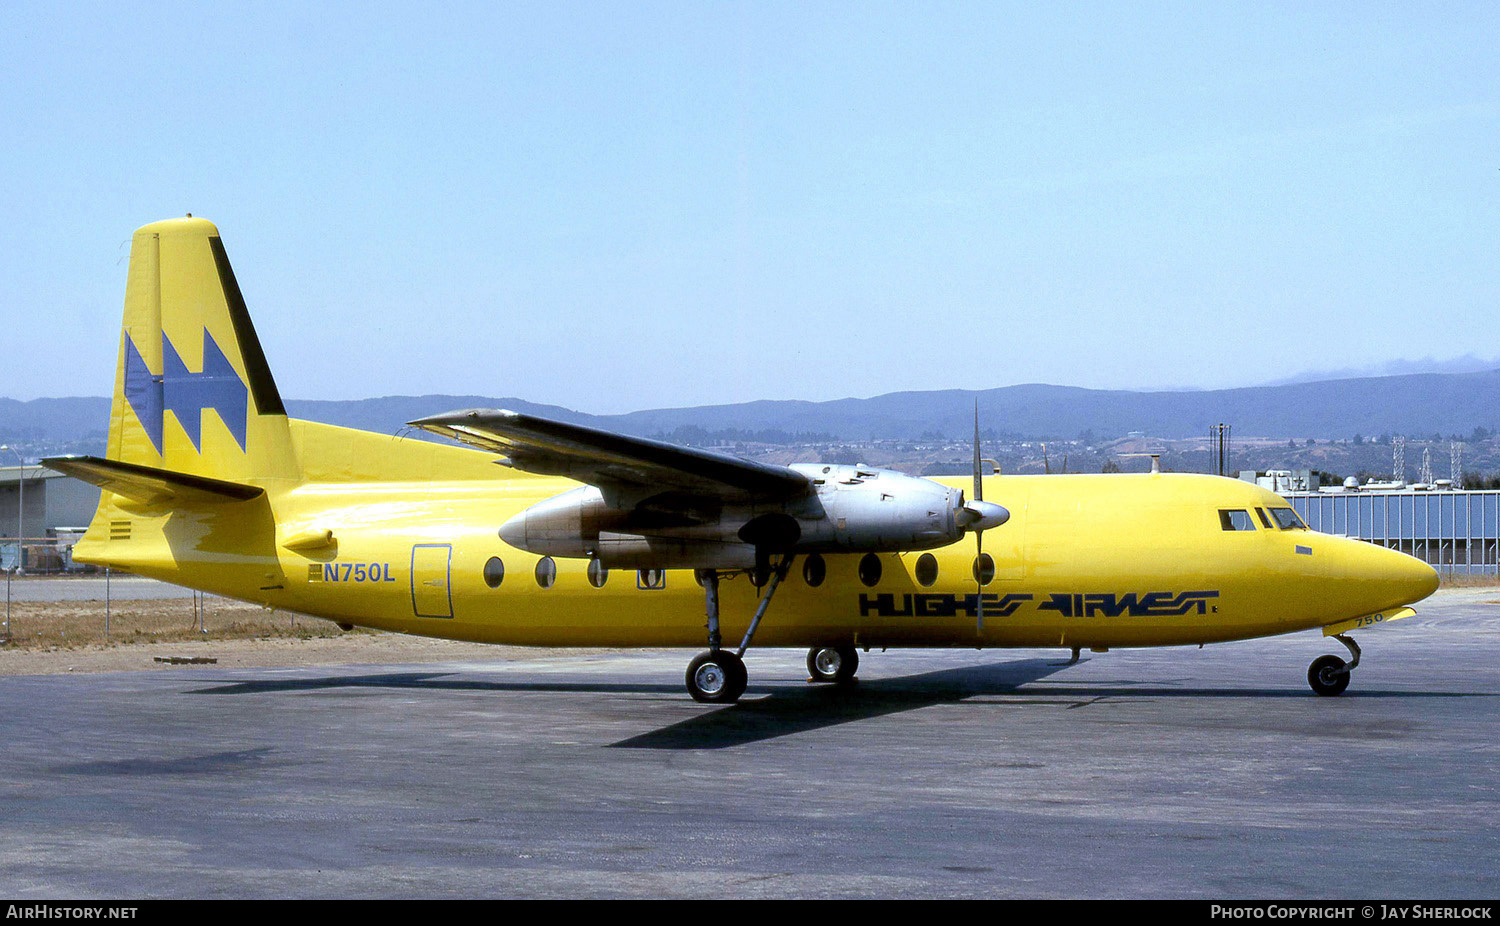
[1315,536,1439,617]
[1390,547,1440,603]
[1349,540,1439,607]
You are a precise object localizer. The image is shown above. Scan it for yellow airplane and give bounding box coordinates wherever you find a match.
[46,217,1439,702]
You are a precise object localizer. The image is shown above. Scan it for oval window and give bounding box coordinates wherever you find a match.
[534,556,556,589]
[693,568,711,588]
[483,556,505,589]
[915,553,938,587]
[587,558,609,588]
[972,553,995,586]
[802,553,826,588]
[638,568,664,589]
[858,553,882,587]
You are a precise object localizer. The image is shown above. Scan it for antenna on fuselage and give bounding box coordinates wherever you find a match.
[1120,452,1162,474]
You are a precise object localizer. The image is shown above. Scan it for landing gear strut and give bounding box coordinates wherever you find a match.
[1308,634,1360,697]
[686,555,794,703]
[807,645,859,685]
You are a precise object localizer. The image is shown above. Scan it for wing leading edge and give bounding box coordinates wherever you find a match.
[408,408,812,500]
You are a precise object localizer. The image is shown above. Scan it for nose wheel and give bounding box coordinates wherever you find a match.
[1307,633,1360,697]
[807,645,859,684]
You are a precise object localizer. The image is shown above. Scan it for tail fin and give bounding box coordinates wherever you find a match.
[107,216,299,484]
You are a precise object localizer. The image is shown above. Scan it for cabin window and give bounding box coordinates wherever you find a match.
[482,556,505,589]
[587,558,609,588]
[802,554,826,587]
[1255,507,1274,529]
[915,553,939,587]
[1219,509,1256,531]
[972,552,995,586]
[1269,508,1308,530]
[534,556,556,589]
[858,553,882,587]
[637,568,665,590]
[693,568,711,588]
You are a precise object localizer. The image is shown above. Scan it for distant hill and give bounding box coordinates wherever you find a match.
[5,368,1500,447]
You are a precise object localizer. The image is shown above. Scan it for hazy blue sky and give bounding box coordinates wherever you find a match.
[2,2,1496,413]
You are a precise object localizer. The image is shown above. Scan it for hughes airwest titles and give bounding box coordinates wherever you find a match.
[47,217,1439,702]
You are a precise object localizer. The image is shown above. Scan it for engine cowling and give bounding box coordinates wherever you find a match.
[497,463,1008,569]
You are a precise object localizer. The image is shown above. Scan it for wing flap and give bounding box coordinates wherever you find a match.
[43,455,264,505]
[409,408,811,499]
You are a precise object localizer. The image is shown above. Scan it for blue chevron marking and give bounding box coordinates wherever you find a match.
[162,330,249,452]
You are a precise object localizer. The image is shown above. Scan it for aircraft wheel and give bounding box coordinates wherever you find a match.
[807,645,859,684]
[686,650,747,703]
[1307,654,1350,697]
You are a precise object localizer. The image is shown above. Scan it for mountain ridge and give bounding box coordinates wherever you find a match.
[3,367,1498,448]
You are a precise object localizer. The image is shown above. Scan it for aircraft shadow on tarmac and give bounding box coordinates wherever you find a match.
[186,658,1497,751]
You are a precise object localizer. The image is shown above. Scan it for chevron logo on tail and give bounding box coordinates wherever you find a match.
[123,328,249,453]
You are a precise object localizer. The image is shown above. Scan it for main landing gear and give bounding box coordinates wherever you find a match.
[1308,633,1361,697]
[806,645,859,685]
[686,555,794,703]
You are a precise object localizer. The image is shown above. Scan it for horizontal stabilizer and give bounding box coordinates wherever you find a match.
[42,455,264,505]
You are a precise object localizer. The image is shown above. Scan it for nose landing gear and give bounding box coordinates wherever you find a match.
[1308,633,1361,697]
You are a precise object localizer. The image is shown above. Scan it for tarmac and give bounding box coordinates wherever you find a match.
[0,587,1497,899]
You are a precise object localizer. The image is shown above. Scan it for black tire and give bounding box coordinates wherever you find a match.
[806,645,859,684]
[1308,654,1350,697]
[686,650,747,703]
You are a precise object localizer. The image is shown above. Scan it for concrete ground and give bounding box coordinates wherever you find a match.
[0,588,1496,899]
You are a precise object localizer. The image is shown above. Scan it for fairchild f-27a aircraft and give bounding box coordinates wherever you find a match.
[47,217,1440,702]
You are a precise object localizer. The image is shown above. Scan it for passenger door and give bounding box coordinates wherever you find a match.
[410,544,453,618]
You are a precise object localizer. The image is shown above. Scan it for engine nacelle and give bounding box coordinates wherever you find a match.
[497,464,1007,569]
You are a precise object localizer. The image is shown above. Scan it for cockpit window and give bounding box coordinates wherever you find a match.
[1269,508,1308,530]
[1255,507,1274,529]
[1219,509,1256,531]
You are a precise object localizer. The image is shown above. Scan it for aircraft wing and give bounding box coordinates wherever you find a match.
[408,408,813,499]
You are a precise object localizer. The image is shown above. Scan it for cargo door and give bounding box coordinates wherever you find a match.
[410,544,453,618]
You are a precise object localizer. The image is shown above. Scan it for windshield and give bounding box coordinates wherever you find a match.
[1269,508,1308,530]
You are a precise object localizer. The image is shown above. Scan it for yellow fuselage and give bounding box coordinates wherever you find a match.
[72,418,1440,651]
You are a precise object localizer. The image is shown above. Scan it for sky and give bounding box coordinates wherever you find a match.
[2,1,1497,413]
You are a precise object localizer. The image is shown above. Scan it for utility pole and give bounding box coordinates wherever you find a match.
[1209,423,1232,476]
[1,445,21,640]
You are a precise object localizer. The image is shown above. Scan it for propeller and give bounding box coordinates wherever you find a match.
[963,400,1009,633]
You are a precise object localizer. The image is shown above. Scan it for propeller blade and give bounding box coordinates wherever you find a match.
[975,525,985,633]
[973,399,984,633]
[973,399,983,503]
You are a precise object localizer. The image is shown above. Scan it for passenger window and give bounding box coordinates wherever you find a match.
[914,553,939,587]
[972,553,995,586]
[482,556,505,589]
[534,556,556,589]
[858,553,882,587]
[587,558,609,588]
[802,554,826,587]
[1269,508,1308,530]
[1219,509,1256,531]
[637,568,665,590]
[1255,507,1274,529]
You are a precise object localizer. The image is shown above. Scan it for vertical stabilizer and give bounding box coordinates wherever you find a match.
[106,217,299,484]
